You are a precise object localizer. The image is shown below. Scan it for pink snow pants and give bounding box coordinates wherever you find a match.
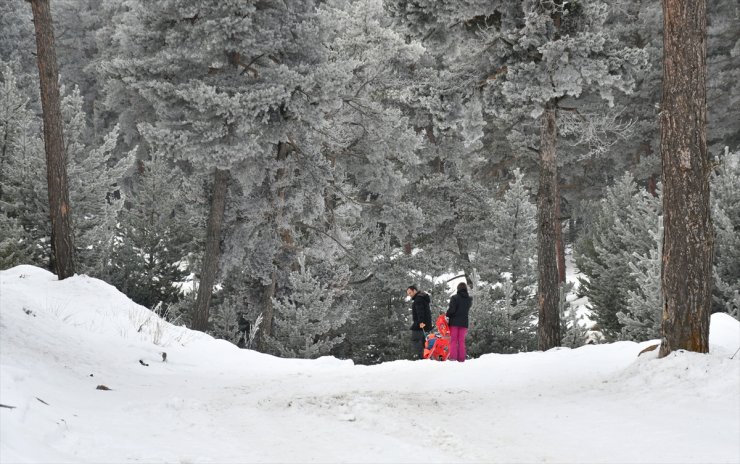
[449,326,468,362]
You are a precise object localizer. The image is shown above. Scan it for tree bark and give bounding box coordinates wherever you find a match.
[659,0,712,357]
[28,0,75,279]
[257,141,294,350]
[456,237,474,286]
[257,270,277,351]
[555,198,566,284]
[537,101,561,350]
[192,168,229,331]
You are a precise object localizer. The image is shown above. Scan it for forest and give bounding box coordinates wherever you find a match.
[1,0,738,364]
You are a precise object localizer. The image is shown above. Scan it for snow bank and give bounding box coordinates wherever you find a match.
[1,266,738,463]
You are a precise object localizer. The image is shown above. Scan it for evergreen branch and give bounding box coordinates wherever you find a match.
[297,222,376,287]
[445,273,467,283]
[239,53,265,76]
[298,222,352,256]
[353,72,381,99]
[421,26,439,44]
[349,272,375,285]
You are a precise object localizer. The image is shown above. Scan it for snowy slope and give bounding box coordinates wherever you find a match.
[1,265,738,464]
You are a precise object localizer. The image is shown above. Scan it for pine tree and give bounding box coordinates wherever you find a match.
[711,149,740,318]
[386,0,650,350]
[53,0,105,121]
[383,1,500,286]
[107,0,344,343]
[0,63,49,269]
[213,0,424,356]
[575,173,661,340]
[468,281,537,356]
[619,245,663,341]
[108,153,201,310]
[0,0,37,78]
[483,169,538,304]
[28,0,76,279]
[267,255,351,358]
[659,0,712,357]
[560,282,588,348]
[707,0,740,154]
[561,309,588,348]
[62,85,133,277]
[210,303,241,346]
[328,226,420,364]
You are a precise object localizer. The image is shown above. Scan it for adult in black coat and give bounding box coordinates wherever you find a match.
[446,282,472,362]
[407,285,432,360]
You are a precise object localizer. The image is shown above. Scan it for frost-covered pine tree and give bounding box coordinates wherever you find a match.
[267,255,351,358]
[468,281,537,356]
[560,281,588,348]
[459,169,540,354]
[0,63,49,268]
[62,85,133,277]
[0,1,38,80]
[383,0,499,285]
[108,0,346,340]
[619,244,662,341]
[707,0,740,155]
[53,1,107,112]
[481,169,538,303]
[386,0,650,350]
[108,153,201,311]
[215,0,426,358]
[711,149,740,318]
[485,1,649,350]
[576,173,661,340]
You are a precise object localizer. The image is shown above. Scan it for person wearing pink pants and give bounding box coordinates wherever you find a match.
[449,326,469,362]
[446,282,472,362]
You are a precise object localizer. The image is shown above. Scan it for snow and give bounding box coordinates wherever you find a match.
[1,265,739,464]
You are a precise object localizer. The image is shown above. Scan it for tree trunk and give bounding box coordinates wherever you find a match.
[510,203,520,306]
[555,198,566,284]
[28,0,75,279]
[257,141,294,351]
[659,0,712,357]
[537,101,561,351]
[1,124,8,201]
[192,168,229,331]
[257,270,277,351]
[456,237,474,286]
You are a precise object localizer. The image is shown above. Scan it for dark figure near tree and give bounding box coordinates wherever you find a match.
[407,285,431,360]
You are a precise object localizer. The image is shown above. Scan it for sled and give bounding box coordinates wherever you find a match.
[423,314,451,361]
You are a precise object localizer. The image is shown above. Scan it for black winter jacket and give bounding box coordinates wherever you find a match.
[410,292,432,331]
[446,288,472,328]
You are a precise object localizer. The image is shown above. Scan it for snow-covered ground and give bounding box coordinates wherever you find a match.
[1,265,739,464]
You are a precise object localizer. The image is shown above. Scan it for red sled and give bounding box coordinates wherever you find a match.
[423,314,451,361]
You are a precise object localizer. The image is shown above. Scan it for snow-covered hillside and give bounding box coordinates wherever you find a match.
[1,265,738,463]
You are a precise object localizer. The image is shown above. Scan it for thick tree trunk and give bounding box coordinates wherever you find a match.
[659,0,712,357]
[456,237,474,286]
[537,101,561,351]
[192,168,229,331]
[28,0,75,279]
[257,141,294,351]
